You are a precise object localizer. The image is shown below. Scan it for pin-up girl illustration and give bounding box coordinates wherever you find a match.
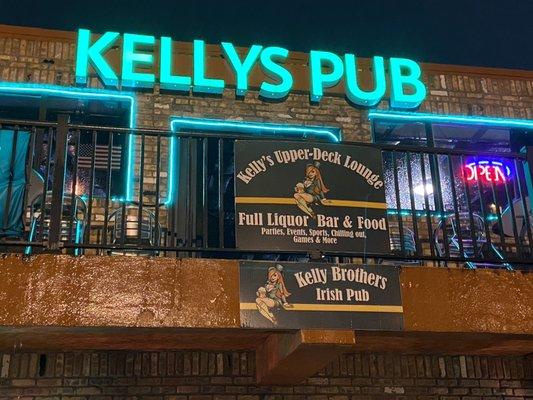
[293,161,330,218]
[255,264,292,325]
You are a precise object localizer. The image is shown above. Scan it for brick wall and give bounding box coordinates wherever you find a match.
[0,351,531,400]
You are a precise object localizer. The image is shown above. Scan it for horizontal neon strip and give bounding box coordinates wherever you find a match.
[171,117,342,142]
[368,110,533,130]
[240,303,403,313]
[166,117,342,206]
[235,197,388,209]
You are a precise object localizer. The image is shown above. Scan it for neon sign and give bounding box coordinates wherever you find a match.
[75,29,427,109]
[463,160,512,184]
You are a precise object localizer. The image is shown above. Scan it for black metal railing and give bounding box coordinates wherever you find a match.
[0,116,531,271]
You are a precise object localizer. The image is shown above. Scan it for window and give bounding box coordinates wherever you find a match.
[372,120,427,147]
[372,118,530,211]
[431,123,512,153]
[0,92,132,199]
[372,115,532,262]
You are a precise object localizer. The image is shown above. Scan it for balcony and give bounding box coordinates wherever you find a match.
[0,116,531,271]
[0,115,531,383]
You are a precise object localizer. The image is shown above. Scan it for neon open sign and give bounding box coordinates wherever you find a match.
[463,160,512,184]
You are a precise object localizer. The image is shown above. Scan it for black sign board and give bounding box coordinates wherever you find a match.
[234,140,390,254]
[240,261,403,330]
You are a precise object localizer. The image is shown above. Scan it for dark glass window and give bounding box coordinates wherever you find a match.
[372,118,530,218]
[372,120,427,147]
[432,123,512,153]
[0,93,131,199]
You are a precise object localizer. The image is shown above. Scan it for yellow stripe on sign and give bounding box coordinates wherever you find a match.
[240,303,403,313]
[235,197,387,210]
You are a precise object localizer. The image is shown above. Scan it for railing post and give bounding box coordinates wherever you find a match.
[526,147,533,213]
[47,114,69,251]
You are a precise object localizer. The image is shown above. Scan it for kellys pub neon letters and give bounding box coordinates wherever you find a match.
[75,29,427,109]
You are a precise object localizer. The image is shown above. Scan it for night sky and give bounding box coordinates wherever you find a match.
[1,0,532,70]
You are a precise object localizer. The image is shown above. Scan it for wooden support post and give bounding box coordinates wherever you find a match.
[255,329,356,385]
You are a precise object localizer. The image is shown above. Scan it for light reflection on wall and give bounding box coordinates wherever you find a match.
[383,153,458,211]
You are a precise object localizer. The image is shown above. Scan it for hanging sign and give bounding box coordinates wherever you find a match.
[240,261,403,330]
[234,140,390,254]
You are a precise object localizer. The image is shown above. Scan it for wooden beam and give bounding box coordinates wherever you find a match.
[255,330,356,385]
[0,327,530,356]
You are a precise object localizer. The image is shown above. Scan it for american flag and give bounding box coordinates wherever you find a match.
[77,144,122,170]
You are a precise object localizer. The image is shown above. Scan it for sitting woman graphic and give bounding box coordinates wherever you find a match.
[255,264,291,325]
[293,162,330,218]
